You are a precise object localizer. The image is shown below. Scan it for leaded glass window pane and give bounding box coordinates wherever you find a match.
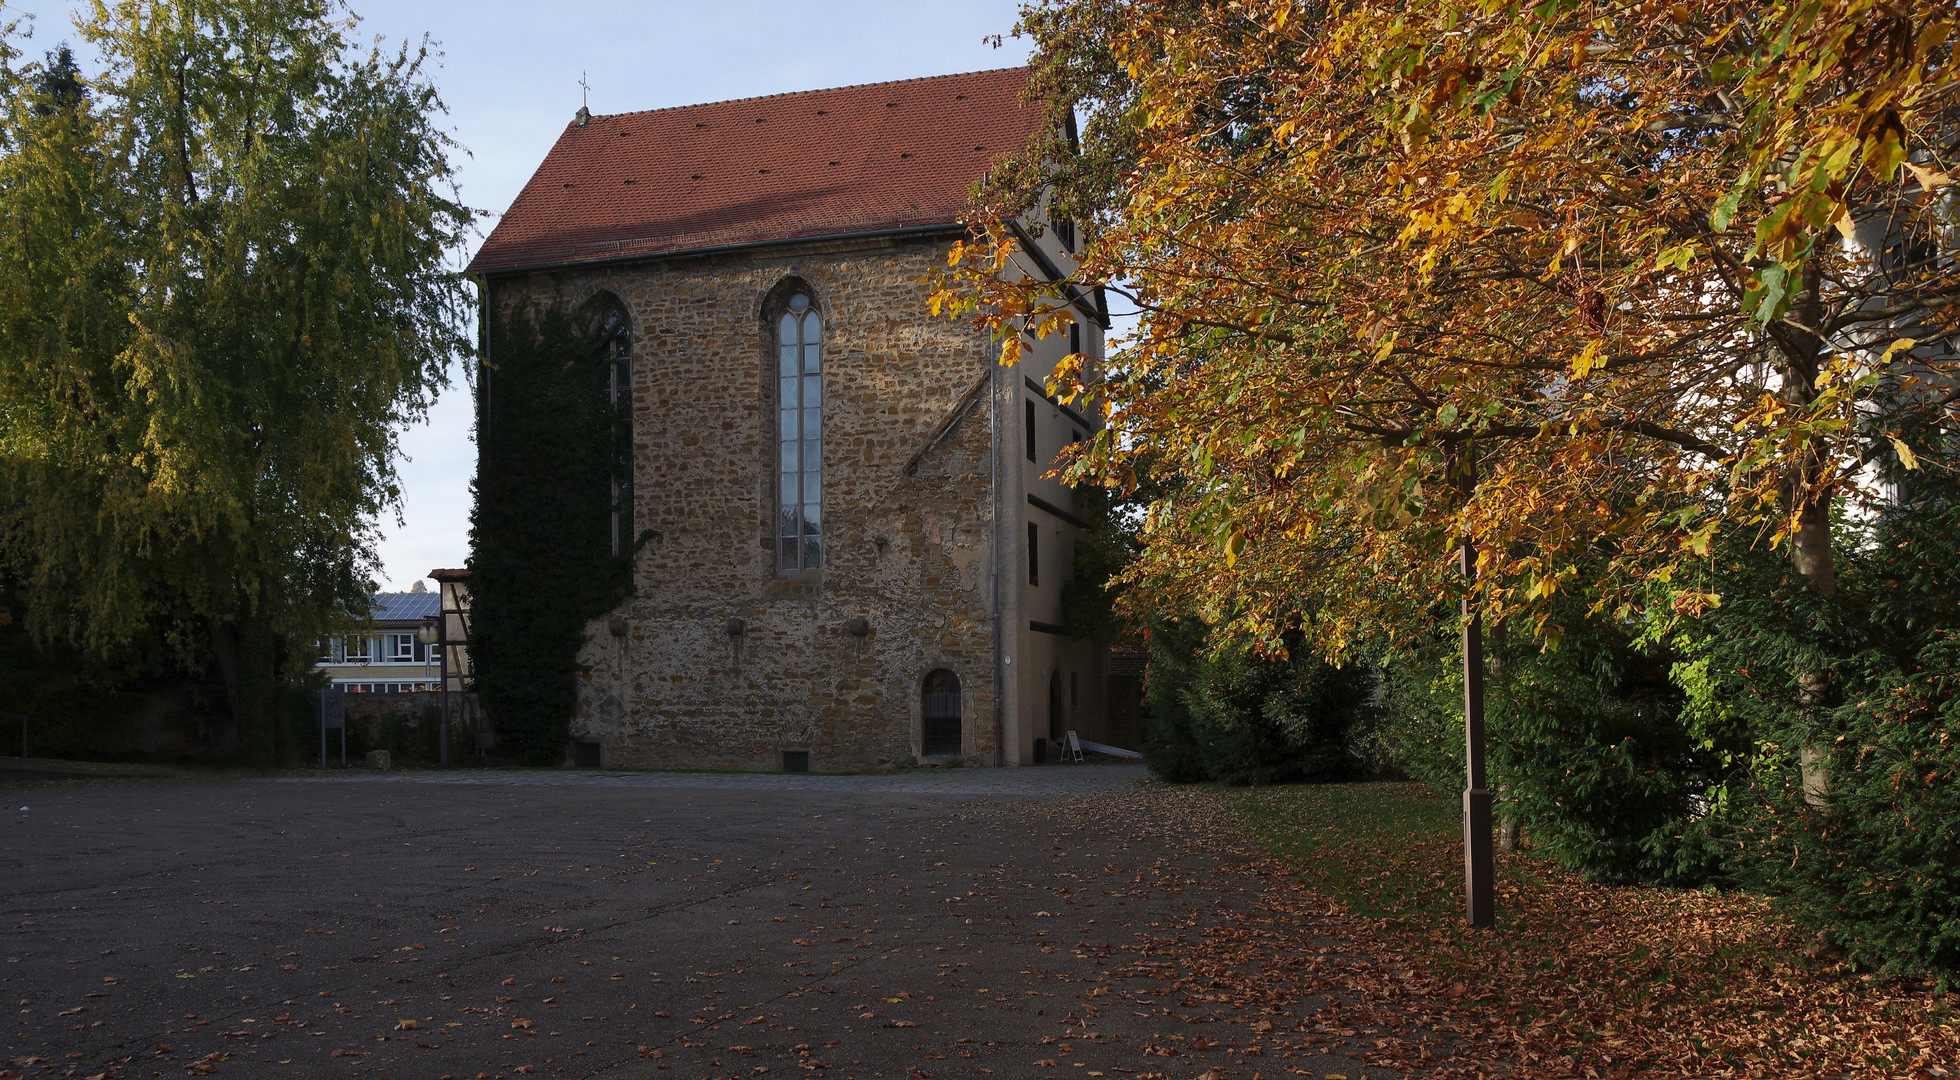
[776,293,824,571]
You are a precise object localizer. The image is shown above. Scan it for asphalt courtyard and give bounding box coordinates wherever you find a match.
[3,763,1411,1080]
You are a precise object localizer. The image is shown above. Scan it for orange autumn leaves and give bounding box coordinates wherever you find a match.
[939,0,1960,651]
[1221,783,1960,1079]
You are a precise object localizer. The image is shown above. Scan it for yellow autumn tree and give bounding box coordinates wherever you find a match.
[941,0,1960,656]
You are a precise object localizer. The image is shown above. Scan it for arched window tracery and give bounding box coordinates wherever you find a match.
[595,300,634,557]
[777,292,822,571]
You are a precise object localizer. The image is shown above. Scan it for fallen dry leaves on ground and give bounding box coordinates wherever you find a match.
[1175,782,1960,1079]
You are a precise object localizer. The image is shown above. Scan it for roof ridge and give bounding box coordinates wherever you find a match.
[580,66,1029,123]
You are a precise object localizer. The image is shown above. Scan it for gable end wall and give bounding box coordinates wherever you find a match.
[488,236,1002,771]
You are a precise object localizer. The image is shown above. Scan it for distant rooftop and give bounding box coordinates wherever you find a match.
[372,592,439,623]
[467,68,1041,274]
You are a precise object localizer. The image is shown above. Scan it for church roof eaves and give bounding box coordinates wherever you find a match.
[467,67,1043,276]
[471,222,966,277]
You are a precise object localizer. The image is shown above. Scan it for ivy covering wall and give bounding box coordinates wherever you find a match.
[467,299,635,764]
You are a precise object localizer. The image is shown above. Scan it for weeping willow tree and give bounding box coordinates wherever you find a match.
[0,0,471,762]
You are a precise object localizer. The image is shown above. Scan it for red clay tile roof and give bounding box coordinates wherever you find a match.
[467,68,1041,275]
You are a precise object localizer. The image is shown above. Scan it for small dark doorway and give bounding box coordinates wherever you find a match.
[921,670,961,757]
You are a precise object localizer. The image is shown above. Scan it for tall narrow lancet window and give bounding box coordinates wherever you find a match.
[778,293,823,571]
[601,304,634,557]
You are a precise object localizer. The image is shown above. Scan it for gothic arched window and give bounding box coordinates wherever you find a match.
[598,303,634,557]
[777,292,822,571]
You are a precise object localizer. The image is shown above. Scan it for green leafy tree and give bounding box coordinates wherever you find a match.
[1058,482,1140,642]
[0,0,471,762]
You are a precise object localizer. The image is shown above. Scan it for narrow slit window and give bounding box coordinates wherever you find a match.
[1025,399,1037,463]
[1028,523,1039,586]
[778,293,823,571]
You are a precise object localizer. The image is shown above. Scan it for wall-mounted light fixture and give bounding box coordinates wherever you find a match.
[607,617,629,638]
[846,617,869,638]
[726,617,747,637]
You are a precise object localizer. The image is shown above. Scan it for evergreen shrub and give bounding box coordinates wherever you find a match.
[1142,621,1374,785]
[1699,472,1960,979]
[1369,599,1721,886]
[1489,614,1719,886]
[1732,632,1960,979]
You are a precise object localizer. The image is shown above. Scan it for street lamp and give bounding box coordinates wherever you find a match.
[1456,450,1495,930]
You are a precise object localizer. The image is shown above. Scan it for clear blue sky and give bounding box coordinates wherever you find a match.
[12,0,1035,590]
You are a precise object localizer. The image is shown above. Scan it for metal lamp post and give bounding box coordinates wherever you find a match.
[1457,448,1495,929]
[1461,537,1495,928]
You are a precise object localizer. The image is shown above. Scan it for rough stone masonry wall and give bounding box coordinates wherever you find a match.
[492,234,1001,771]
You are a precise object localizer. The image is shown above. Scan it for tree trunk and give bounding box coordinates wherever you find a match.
[207,616,243,738]
[1776,261,1836,808]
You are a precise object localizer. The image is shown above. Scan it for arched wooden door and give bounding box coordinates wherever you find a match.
[921,670,961,757]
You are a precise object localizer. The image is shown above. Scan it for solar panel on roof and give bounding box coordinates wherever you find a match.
[371,593,441,621]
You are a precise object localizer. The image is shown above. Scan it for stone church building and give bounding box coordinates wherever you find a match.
[466,68,1121,771]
